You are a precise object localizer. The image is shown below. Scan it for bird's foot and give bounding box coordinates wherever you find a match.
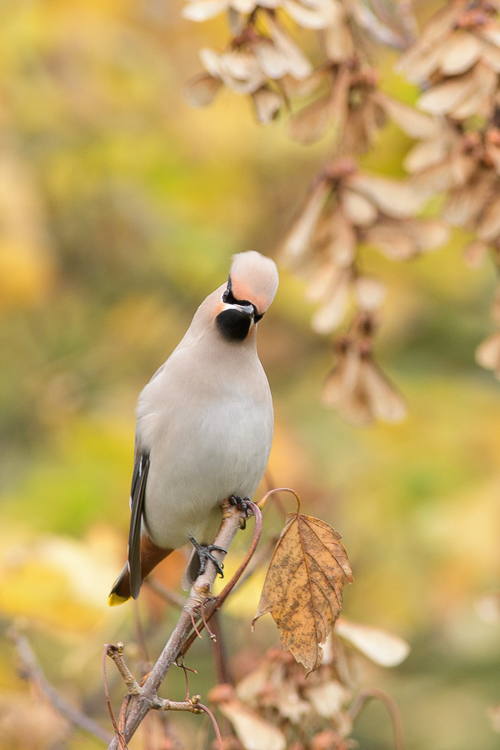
[229,495,251,529]
[189,537,226,578]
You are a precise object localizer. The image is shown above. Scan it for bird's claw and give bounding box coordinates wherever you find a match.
[229,495,251,529]
[189,537,226,578]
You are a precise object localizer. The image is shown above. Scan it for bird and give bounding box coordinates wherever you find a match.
[108,251,279,605]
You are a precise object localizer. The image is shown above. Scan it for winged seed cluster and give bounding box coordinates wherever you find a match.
[280,154,450,422]
[392,0,500,379]
[209,646,354,750]
[182,0,500,421]
[208,620,409,750]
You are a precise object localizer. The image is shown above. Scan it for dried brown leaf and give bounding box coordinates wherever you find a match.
[253,511,353,673]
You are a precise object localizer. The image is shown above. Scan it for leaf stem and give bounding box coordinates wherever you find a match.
[258,486,302,514]
[349,687,405,750]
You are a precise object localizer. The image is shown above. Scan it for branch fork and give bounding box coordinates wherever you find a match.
[105,497,263,750]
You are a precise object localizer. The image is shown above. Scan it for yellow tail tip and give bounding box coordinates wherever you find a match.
[108,592,130,607]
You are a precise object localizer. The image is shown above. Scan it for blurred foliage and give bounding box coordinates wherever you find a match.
[1,1,500,749]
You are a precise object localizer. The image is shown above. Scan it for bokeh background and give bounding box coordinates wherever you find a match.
[1,1,500,748]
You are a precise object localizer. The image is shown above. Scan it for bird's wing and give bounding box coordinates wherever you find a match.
[128,448,150,600]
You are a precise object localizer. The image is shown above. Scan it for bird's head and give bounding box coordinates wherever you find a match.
[215,252,279,342]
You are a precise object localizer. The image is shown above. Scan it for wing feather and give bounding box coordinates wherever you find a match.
[128,450,150,600]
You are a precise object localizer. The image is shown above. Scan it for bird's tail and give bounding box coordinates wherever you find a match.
[108,537,174,606]
[108,564,132,606]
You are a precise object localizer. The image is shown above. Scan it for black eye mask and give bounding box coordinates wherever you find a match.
[223,275,264,322]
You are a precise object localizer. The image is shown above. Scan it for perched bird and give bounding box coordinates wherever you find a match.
[109,251,279,605]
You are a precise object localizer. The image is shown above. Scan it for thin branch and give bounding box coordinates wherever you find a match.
[8,628,114,746]
[106,644,142,695]
[349,687,405,750]
[179,501,263,659]
[198,703,224,750]
[147,531,275,607]
[106,498,253,749]
[264,469,287,518]
[209,612,233,685]
[103,645,128,750]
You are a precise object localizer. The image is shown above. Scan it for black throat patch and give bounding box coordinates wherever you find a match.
[216,308,252,341]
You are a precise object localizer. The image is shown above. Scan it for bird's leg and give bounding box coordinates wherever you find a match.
[188,537,226,578]
[228,495,251,529]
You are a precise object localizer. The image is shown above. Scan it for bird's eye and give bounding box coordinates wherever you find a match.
[222,287,238,305]
[222,285,251,309]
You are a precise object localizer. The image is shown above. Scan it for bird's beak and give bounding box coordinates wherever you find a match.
[233,303,255,319]
[223,302,255,320]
